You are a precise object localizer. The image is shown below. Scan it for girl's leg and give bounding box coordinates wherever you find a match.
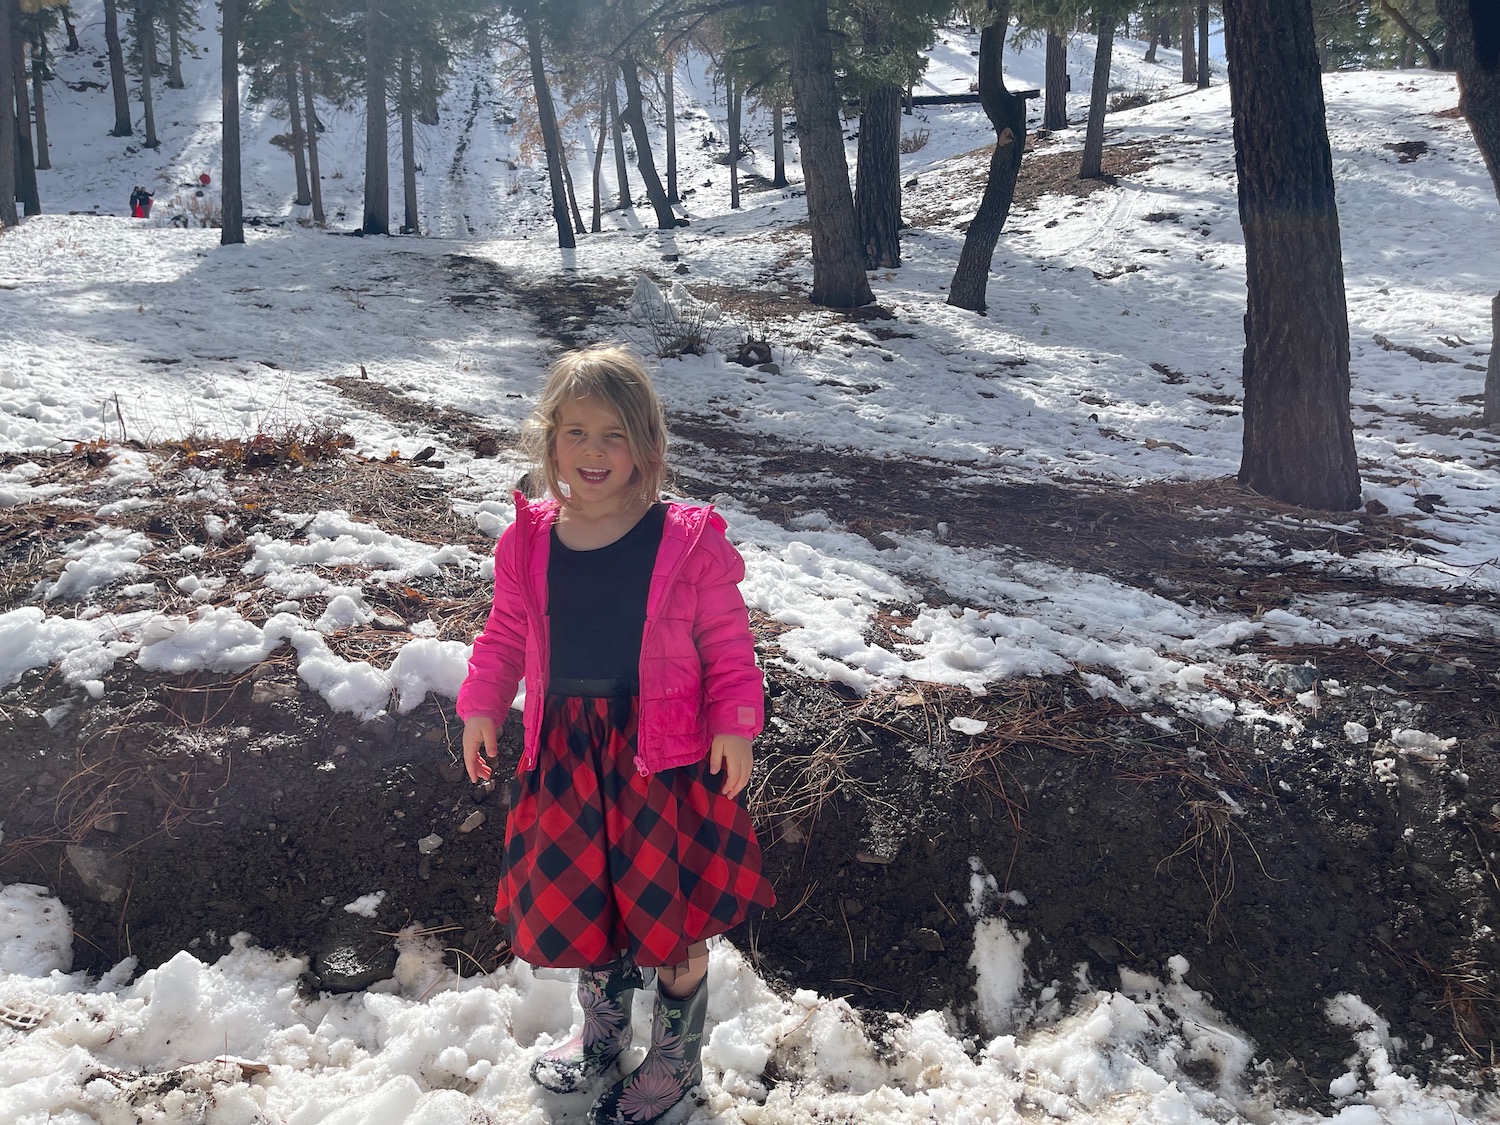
[589,942,710,1125]
[653,940,707,999]
[531,957,644,1093]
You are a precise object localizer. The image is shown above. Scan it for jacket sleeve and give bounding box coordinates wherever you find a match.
[692,517,764,741]
[456,523,527,722]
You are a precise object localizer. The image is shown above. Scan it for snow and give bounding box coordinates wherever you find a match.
[1,3,1496,1123]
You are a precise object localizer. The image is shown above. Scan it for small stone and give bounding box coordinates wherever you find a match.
[10,708,49,731]
[315,921,399,993]
[855,851,893,865]
[65,845,130,905]
[842,898,864,917]
[251,680,298,704]
[360,715,397,745]
[437,760,466,784]
[756,363,781,375]
[371,615,406,631]
[459,811,486,833]
[910,927,945,953]
[418,833,444,854]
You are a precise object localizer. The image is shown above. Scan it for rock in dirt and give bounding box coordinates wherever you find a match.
[314,917,399,993]
[64,846,130,905]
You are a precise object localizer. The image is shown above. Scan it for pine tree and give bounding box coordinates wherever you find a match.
[840,0,950,270]
[361,0,387,234]
[948,0,1026,312]
[222,0,244,244]
[104,0,131,135]
[10,5,40,215]
[1078,7,1118,179]
[1432,0,1500,424]
[790,0,873,306]
[1044,29,1067,129]
[135,0,159,149]
[1223,0,1360,509]
[0,0,16,228]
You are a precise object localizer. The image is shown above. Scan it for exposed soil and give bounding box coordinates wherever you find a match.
[2,439,1497,1115]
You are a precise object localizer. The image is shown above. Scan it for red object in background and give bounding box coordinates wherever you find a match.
[199,173,212,186]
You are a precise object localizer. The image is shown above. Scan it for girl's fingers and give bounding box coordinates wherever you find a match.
[462,721,498,782]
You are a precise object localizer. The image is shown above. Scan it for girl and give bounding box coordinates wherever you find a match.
[459,345,774,1125]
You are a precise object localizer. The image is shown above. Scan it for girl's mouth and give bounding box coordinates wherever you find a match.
[578,469,610,483]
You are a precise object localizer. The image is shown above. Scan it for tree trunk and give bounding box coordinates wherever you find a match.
[524,18,572,248]
[167,7,183,88]
[11,27,38,215]
[728,71,741,210]
[949,0,1025,313]
[0,0,16,228]
[855,84,901,268]
[561,145,585,233]
[362,0,388,235]
[138,0,158,149]
[1079,17,1114,179]
[772,104,787,186]
[1181,6,1196,84]
[31,34,48,170]
[400,46,416,234]
[618,54,677,229]
[608,78,630,209]
[664,49,678,202]
[1146,15,1162,63]
[64,7,79,51]
[1197,3,1210,87]
[104,0,130,135]
[285,52,310,206]
[417,50,438,125]
[1431,0,1500,423]
[591,81,605,232]
[789,0,873,308]
[221,0,243,244]
[1490,294,1500,427]
[301,60,324,225]
[1378,1,1442,69]
[1222,0,1360,509]
[1044,29,1067,129]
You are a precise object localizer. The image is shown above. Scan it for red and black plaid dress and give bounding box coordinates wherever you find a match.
[494,505,774,969]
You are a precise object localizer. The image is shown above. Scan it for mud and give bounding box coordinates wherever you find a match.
[2,645,1496,1112]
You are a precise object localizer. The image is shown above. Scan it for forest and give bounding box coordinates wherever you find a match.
[1,2,1499,1124]
[2,0,1498,512]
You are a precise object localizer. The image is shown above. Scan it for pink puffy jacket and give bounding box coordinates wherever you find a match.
[456,493,764,776]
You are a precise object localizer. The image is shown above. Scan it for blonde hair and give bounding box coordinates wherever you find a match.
[524,345,669,506]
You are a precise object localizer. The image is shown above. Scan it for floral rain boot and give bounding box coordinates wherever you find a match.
[589,974,708,1125]
[530,958,646,1094]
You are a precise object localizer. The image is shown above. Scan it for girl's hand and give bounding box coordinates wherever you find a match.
[463,717,499,782]
[709,734,753,800]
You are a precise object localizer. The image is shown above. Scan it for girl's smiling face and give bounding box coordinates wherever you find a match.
[551,396,640,514]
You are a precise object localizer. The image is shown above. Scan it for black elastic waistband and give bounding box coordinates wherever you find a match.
[549,675,639,698]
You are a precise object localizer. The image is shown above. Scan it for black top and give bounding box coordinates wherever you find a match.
[548,503,667,681]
